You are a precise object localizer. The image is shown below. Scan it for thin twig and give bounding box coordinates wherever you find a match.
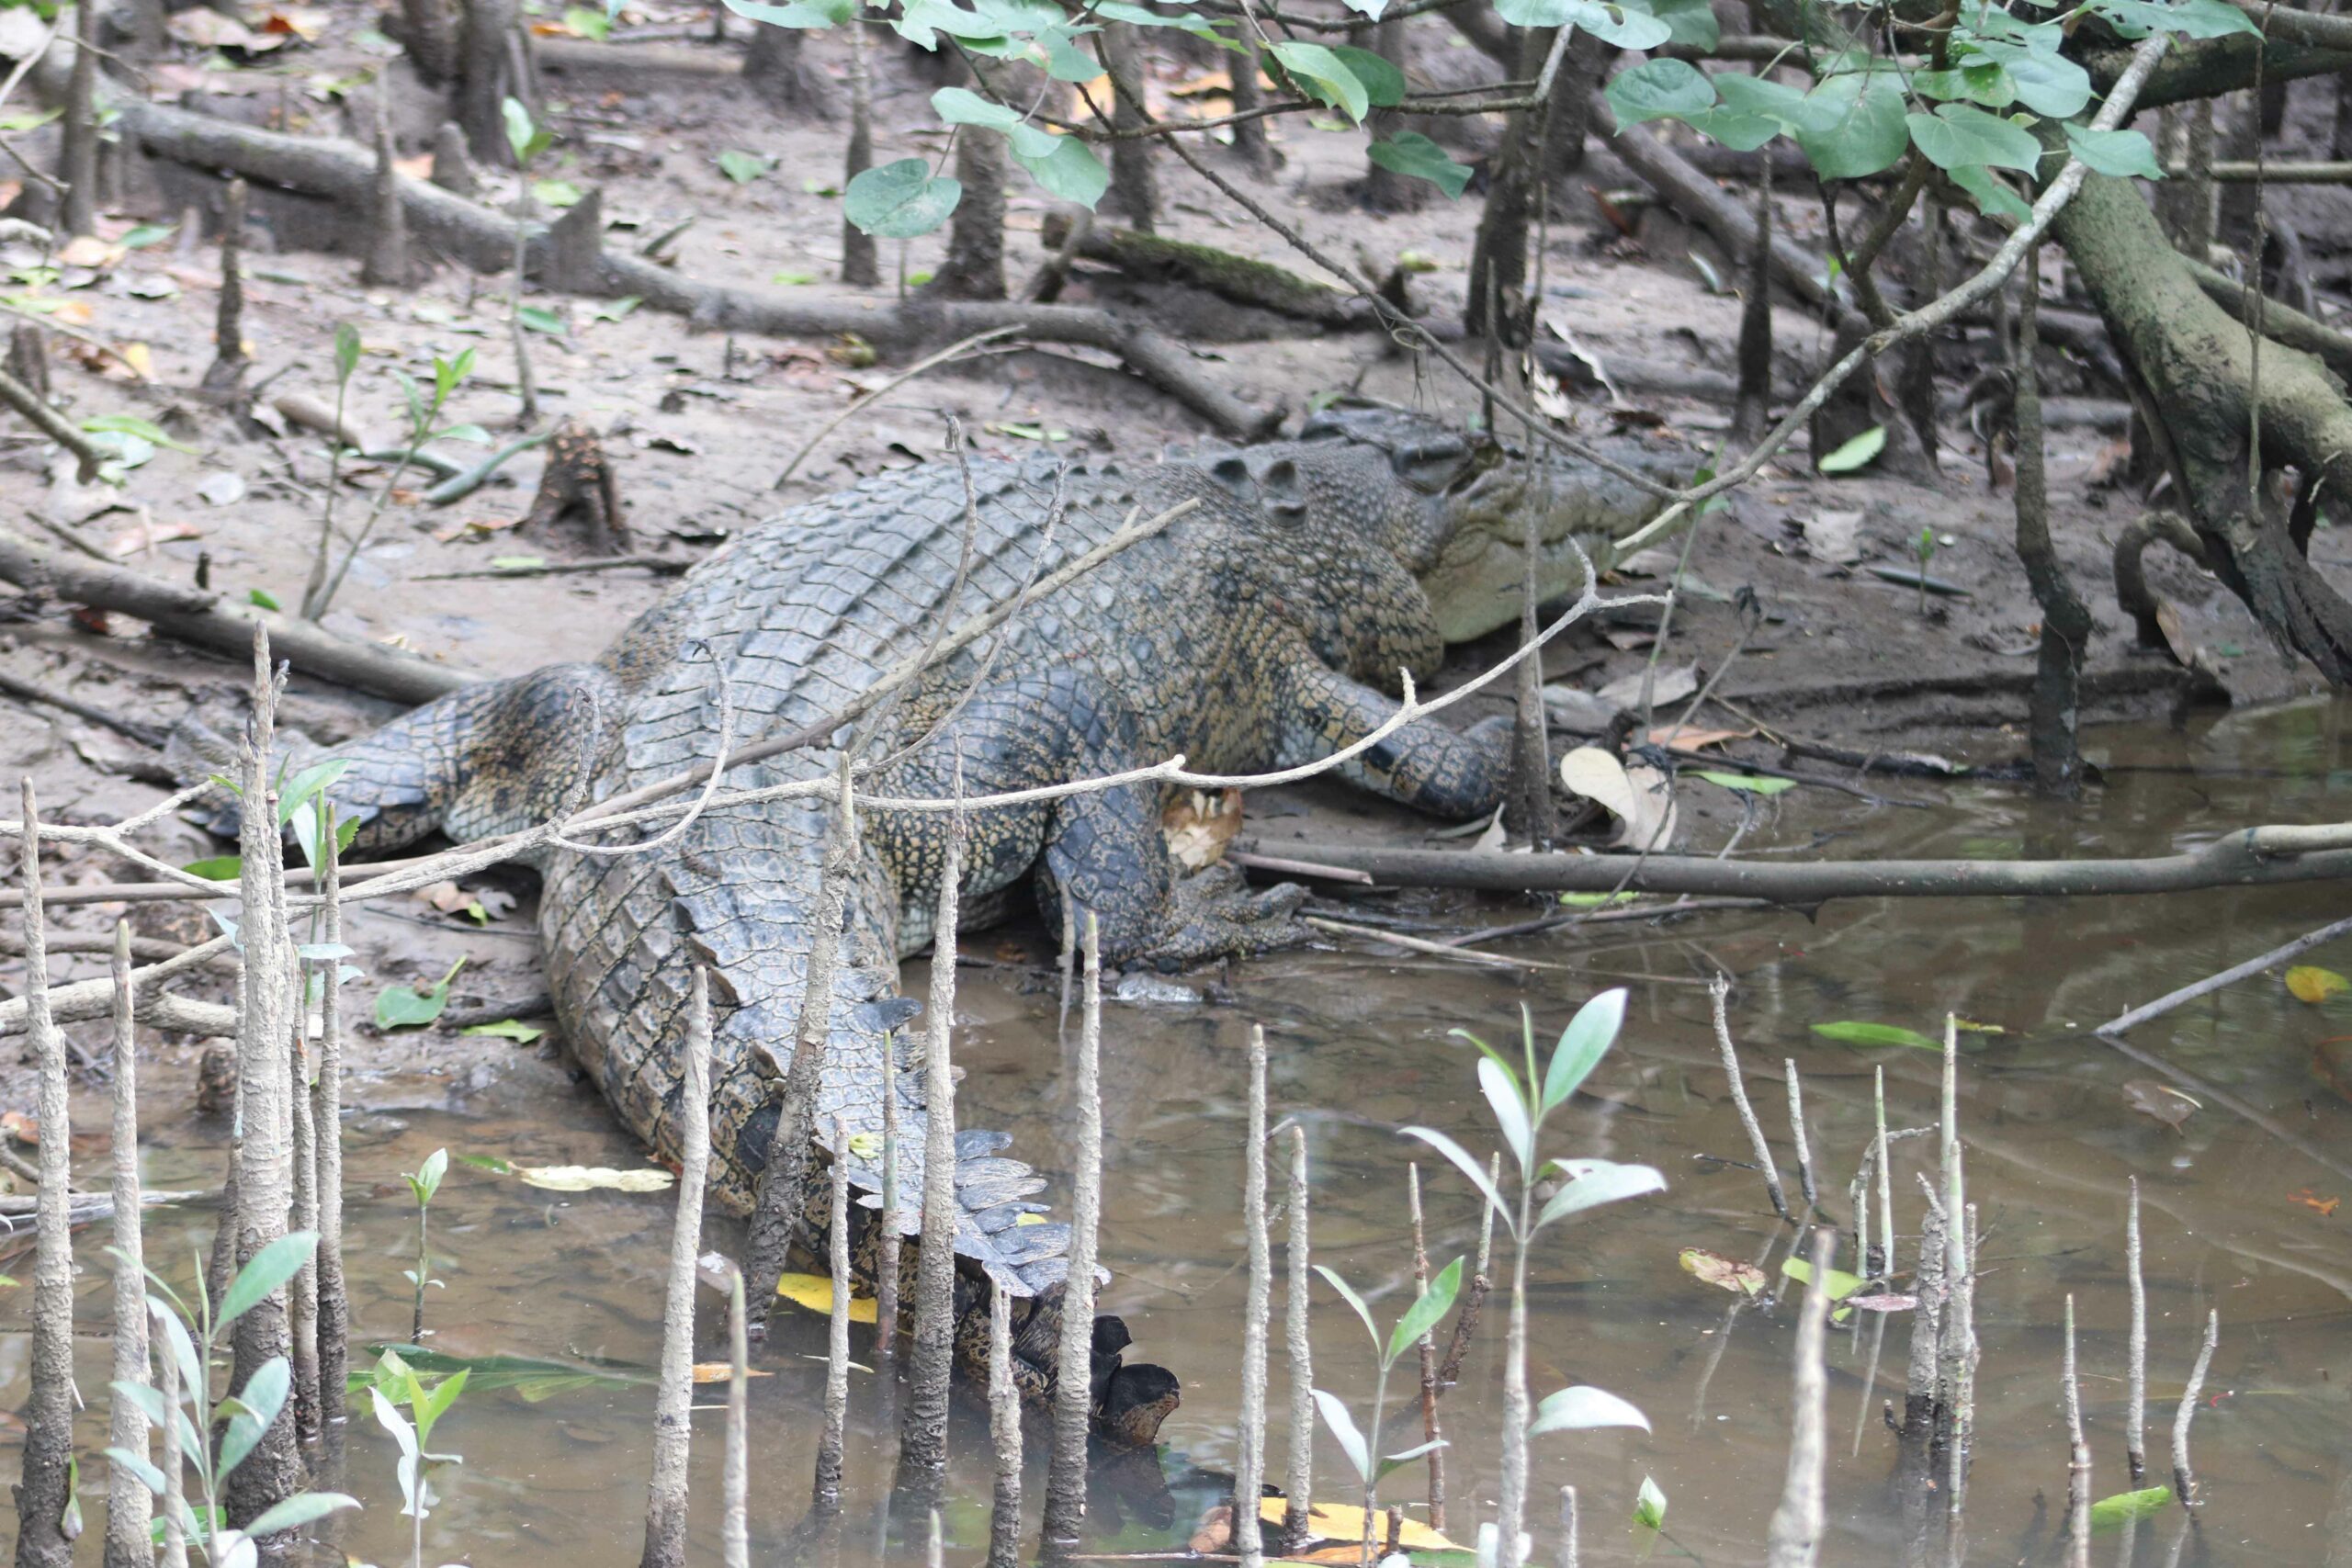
[899,798,966,1489]
[1235,1026,1272,1568]
[1783,1060,1817,1208]
[1281,1122,1314,1554]
[2097,911,2352,1034]
[2170,1310,2218,1506]
[813,1115,852,1513]
[14,781,73,1568]
[1709,975,1791,1221]
[1764,1227,1835,1568]
[102,920,153,1568]
[987,1281,1023,1568]
[773,325,1022,488]
[639,966,714,1568]
[2064,1295,2090,1568]
[2126,1178,2147,1484]
[1043,910,1106,1549]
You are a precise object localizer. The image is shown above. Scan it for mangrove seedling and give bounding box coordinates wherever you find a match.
[106,1235,356,1564]
[1915,527,1937,616]
[1405,992,1663,1567]
[403,1148,449,1343]
[1312,1255,1461,1566]
[368,1348,469,1568]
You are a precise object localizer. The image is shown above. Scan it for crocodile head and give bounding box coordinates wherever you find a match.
[1298,400,1677,643]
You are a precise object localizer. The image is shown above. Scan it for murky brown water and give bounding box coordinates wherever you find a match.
[13,697,2352,1565]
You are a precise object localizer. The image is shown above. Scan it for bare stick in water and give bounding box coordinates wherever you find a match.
[313,814,352,1433]
[900,807,966,1484]
[743,756,858,1337]
[1408,1163,1445,1533]
[815,1117,854,1512]
[724,1262,750,1568]
[2171,1310,2218,1506]
[1555,1487,1578,1568]
[224,630,301,1538]
[1783,1060,1817,1207]
[288,994,322,1448]
[2126,1179,2147,1484]
[1281,1122,1315,1554]
[1235,1027,1272,1568]
[1436,1150,1500,1389]
[876,1041,902,1367]
[988,1282,1023,1568]
[14,781,74,1568]
[153,1296,189,1568]
[2064,1295,2090,1568]
[640,966,715,1568]
[1709,974,1791,1221]
[1042,910,1106,1550]
[103,921,154,1568]
[1764,1226,1835,1568]
[1872,1066,1894,1279]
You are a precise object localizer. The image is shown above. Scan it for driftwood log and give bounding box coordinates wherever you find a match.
[111,101,1280,439]
[0,527,481,705]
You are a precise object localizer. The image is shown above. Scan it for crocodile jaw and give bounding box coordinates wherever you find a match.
[1419,464,1667,643]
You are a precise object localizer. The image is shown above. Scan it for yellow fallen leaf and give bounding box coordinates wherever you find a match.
[50,299,95,326]
[2286,965,2347,1005]
[514,1165,675,1193]
[690,1362,772,1382]
[1258,1499,1460,1552]
[775,1271,878,1323]
[1679,1247,1765,1296]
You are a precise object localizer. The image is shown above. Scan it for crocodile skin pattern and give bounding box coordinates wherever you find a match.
[280,406,1673,1401]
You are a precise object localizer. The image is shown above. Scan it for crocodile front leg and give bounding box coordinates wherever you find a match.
[870,668,1306,965]
[1269,646,1510,820]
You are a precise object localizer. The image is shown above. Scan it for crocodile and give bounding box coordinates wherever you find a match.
[220,401,1675,1439]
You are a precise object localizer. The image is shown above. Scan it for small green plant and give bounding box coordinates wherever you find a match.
[296,322,364,620]
[501,96,552,423]
[1314,1256,1461,1564]
[365,1349,469,1568]
[1406,992,1662,1568]
[1914,527,1938,615]
[105,1234,357,1564]
[307,340,484,621]
[403,1148,449,1343]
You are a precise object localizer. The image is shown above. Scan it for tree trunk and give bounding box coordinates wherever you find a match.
[1465,27,1547,342]
[841,21,877,287]
[1543,30,1607,176]
[2011,248,2090,797]
[458,0,522,168]
[402,0,458,85]
[928,125,1007,299]
[2053,161,2352,681]
[1729,158,1774,451]
[744,25,837,118]
[1361,13,1422,211]
[1227,41,1274,175]
[1100,25,1157,232]
[58,0,98,238]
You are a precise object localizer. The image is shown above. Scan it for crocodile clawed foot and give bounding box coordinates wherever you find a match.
[1140,863,1311,968]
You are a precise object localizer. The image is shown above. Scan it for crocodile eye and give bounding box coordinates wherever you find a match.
[1393,435,1472,493]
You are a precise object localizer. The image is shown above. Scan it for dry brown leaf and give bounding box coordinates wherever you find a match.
[0,1111,36,1145]
[1161,787,1242,870]
[2121,1077,2198,1134]
[108,518,202,556]
[1679,1247,1764,1296]
[1646,724,1751,750]
[58,235,123,270]
[393,153,435,181]
[689,1361,773,1382]
[50,299,94,326]
[2287,1188,2340,1218]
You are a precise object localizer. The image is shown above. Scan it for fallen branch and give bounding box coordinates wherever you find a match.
[0,362,106,480]
[0,525,482,705]
[115,101,1279,438]
[0,665,171,748]
[412,554,686,581]
[1249,824,2352,902]
[1035,214,1371,326]
[2096,910,2352,1034]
